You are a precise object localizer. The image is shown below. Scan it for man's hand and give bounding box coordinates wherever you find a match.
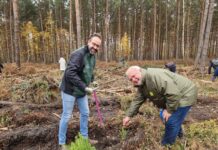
[123,116,131,127]
[163,109,172,122]
[85,87,94,94]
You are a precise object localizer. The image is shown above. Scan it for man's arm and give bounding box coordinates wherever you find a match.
[126,89,146,117]
[65,52,86,91]
[123,89,146,126]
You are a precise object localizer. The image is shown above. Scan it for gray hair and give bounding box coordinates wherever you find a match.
[126,66,141,76]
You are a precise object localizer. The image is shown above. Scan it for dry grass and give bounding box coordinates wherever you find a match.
[0,63,61,103]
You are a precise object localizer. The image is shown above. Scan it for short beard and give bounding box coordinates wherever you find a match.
[90,48,97,55]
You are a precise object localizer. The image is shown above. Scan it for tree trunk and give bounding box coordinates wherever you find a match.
[157,8,161,60]
[4,9,10,63]
[139,2,145,60]
[9,0,14,63]
[117,5,121,61]
[59,1,64,59]
[186,1,191,58]
[92,0,96,32]
[200,0,215,73]
[176,0,180,59]
[181,0,185,59]
[75,0,81,48]
[132,10,137,60]
[12,0,20,68]
[38,0,46,63]
[152,0,157,60]
[104,0,109,62]
[194,0,209,67]
[165,1,168,59]
[69,0,73,52]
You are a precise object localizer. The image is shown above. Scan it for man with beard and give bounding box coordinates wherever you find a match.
[58,33,102,149]
[123,66,197,146]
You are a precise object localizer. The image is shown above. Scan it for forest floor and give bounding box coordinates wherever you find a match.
[0,61,218,150]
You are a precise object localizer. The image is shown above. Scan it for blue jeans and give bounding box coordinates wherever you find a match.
[214,68,218,77]
[58,91,89,145]
[161,106,191,145]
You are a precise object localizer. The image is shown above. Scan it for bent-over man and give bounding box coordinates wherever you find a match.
[123,66,197,145]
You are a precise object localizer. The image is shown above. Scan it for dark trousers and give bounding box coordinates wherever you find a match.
[161,106,191,145]
[212,68,218,81]
[214,68,218,77]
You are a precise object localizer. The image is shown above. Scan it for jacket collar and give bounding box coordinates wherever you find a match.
[85,45,90,53]
[140,68,155,90]
[141,68,147,84]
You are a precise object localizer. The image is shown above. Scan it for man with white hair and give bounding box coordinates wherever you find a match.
[123,66,197,145]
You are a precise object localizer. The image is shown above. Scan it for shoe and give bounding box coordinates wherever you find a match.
[89,139,98,144]
[60,144,68,150]
[178,132,184,138]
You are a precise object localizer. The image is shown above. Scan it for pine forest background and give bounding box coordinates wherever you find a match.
[0,0,217,70]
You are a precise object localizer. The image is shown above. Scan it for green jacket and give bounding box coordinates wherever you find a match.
[126,68,197,117]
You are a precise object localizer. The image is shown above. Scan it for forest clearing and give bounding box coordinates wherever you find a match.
[1,0,218,149]
[0,61,217,150]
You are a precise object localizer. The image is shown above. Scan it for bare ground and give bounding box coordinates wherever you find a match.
[0,96,217,150]
[0,62,218,150]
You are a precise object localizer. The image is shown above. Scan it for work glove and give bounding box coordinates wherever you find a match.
[85,87,94,94]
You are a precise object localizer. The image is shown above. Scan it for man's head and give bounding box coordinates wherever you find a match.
[126,66,143,87]
[87,33,102,55]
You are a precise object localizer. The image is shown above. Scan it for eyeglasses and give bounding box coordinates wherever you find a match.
[91,41,100,48]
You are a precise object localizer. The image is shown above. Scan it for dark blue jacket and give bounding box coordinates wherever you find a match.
[208,59,218,74]
[60,46,95,97]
